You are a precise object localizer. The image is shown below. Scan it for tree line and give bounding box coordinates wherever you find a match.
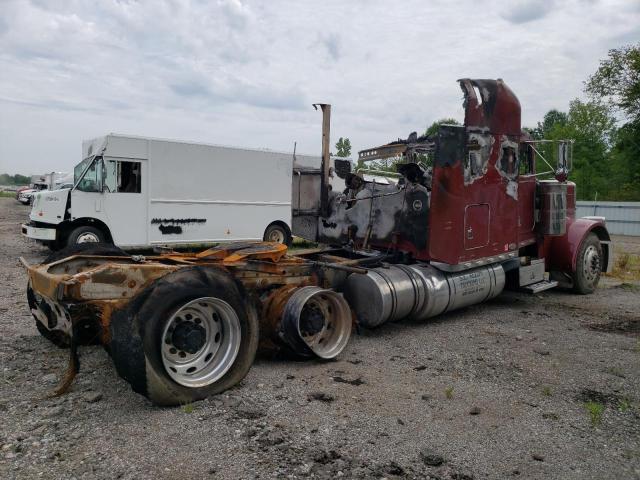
[525,43,639,201]
[0,173,32,186]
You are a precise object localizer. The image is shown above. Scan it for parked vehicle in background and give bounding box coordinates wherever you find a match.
[16,172,72,205]
[23,134,305,250]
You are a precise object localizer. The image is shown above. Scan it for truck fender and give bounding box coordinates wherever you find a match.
[548,217,612,274]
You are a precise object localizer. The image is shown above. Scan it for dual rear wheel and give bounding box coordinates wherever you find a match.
[109,266,259,406]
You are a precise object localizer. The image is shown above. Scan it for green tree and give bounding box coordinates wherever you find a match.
[14,174,30,185]
[0,173,32,185]
[335,137,352,158]
[425,118,460,137]
[584,43,640,200]
[608,121,640,200]
[586,43,640,122]
[525,109,569,140]
[544,100,616,200]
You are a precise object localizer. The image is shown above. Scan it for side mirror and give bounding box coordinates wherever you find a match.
[554,140,572,182]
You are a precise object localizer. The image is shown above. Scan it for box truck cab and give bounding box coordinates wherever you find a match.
[23,134,298,250]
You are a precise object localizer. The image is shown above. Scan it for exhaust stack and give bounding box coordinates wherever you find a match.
[313,103,331,218]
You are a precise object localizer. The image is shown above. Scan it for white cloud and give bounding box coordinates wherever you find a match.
[0,0,639,174]
[500,0,555,24]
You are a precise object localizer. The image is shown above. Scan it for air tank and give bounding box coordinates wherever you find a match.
[343,263,505,328]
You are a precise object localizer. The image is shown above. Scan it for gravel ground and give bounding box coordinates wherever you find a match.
[1,197,639,480]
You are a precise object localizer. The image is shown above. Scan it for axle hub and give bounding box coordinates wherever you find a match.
[171,321,206,354]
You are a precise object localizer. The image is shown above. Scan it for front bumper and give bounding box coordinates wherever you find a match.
[22,223,57,241]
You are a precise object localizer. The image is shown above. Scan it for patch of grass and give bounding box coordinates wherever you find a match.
[182,403,194,414]
[617,253,631,271]
[618,398,631,412]
[584,401,605,426]
[542,412,559,421]
[610,250,640,281]
[542,386,552,397]
[290,237,318,249]
[444,386,454,400]
[0,191,15,198]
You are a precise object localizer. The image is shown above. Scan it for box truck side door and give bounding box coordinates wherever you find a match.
[101,157,148,247]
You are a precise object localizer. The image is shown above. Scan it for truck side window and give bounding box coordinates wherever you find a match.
[76,157,103,192]
[119,161,141,193]
[499,146,518,180]
[104,160,142,193]
[518,145,534,176]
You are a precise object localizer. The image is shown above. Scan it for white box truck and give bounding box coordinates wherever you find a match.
[23,134,309,250]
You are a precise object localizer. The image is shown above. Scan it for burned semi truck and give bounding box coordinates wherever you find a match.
[24,79,612,405]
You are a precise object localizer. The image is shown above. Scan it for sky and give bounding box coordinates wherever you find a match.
[0,0,639,175]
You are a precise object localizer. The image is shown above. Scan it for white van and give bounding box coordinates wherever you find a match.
[23,134,310,250]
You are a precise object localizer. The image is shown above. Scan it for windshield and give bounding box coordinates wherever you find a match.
[74,156,103,192]
[74,156,95,184]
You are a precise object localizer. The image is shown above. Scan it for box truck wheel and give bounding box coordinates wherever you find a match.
[66,225,106,246]
[572,233,602,295]
[264,223,292,246]
[108,266,259,406]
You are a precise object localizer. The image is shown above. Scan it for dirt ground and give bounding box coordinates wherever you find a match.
[1,197,639,480]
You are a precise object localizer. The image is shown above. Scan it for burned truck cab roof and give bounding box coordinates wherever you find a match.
[295,78,533,268]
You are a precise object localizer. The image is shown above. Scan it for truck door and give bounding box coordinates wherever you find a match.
[429,126,520,266]
[71,156,109,230]
[101,157,147,246]
[517,144,536,246]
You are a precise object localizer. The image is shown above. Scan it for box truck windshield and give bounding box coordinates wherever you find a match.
[74,156,101,192]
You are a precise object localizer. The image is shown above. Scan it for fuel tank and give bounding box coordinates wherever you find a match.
[343,263,505,328]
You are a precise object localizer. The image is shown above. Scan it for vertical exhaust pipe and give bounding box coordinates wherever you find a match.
[313,103,331,217]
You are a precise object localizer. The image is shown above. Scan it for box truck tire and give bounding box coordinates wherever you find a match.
[263,223,292,246]
[109,266,259,406]
[66,226,107,247]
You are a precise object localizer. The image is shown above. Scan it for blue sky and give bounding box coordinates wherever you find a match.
[1,0,638,174]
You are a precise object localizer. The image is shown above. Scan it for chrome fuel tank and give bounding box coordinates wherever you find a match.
[343,263,505,328]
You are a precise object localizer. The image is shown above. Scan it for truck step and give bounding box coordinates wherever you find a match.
[521,280,558,294]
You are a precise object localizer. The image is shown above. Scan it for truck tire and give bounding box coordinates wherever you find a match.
[66,225,107,247]
[263,223,292,246]
[109,266,259,406]
[44,242,127,264]
[572,233,602,295]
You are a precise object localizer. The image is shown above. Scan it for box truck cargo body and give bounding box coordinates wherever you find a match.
[23,134,302,249]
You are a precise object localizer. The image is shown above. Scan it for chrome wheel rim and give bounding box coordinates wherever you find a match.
[161,297,241,388]
[268,229,285,244]
[583,245,600,283]
[76,232,100,243]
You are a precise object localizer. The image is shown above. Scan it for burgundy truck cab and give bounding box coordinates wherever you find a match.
[293,78,612,295]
